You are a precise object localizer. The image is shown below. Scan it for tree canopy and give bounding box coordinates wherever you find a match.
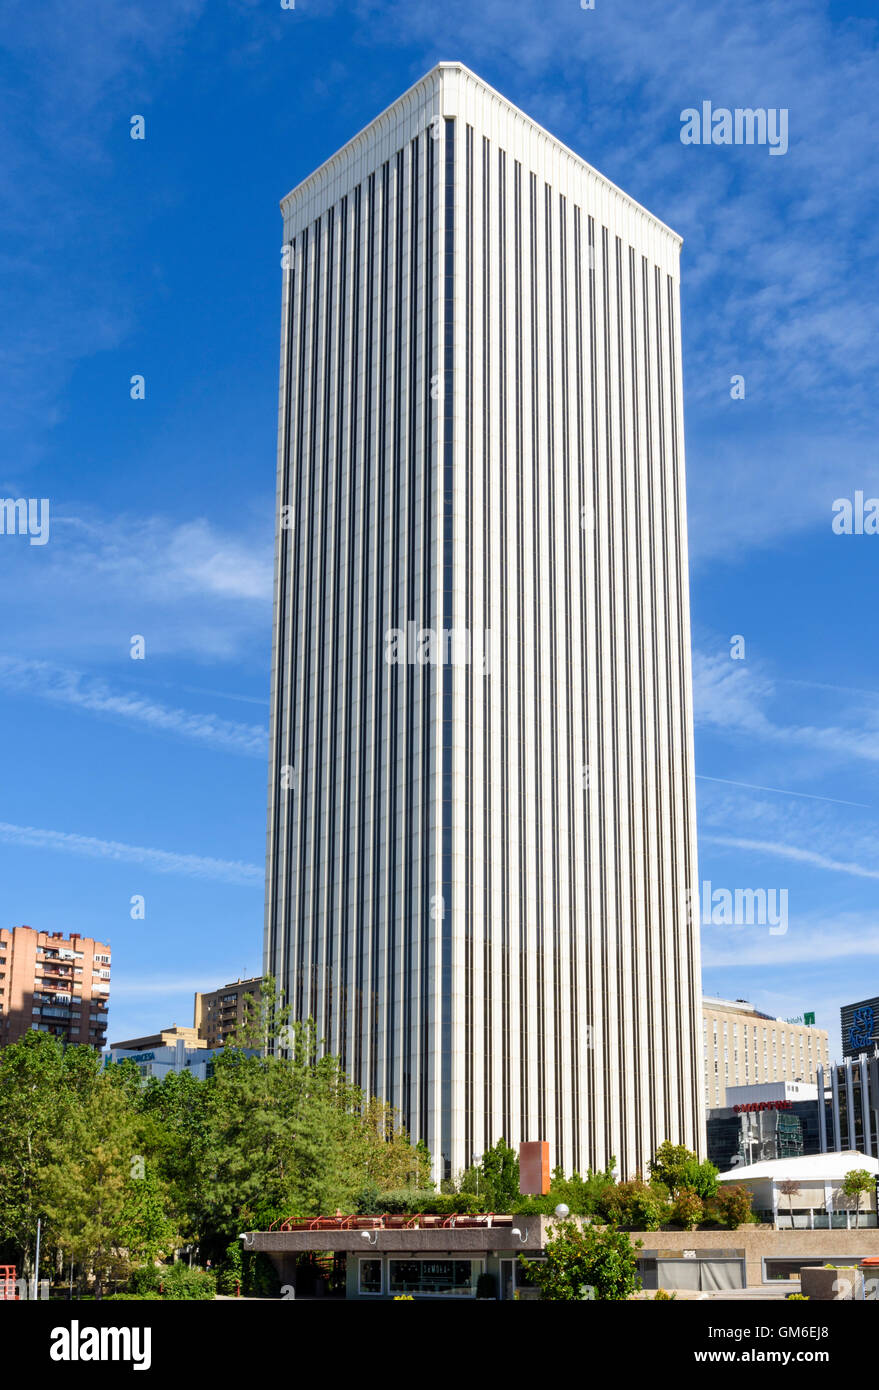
[0,1008,429,1289]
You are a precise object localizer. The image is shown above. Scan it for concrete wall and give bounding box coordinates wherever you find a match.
[627,1225,879,1287]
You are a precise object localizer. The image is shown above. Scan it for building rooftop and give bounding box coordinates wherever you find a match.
[280,61,681,246]
[110,1025,207,1050]
[718,1150,879,1183]
[703,996,827,1028]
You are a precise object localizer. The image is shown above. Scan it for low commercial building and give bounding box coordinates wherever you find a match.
[243,1213,879,1297]
[707,1081,823,1170]
[104,1037,231,1081]
[717,1150,879,1229]
[244,1215,535,1301]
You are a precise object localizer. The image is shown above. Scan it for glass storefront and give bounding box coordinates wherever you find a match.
[764,1256,867,1282]
[358,1259,382,1294]
[388,1259,478,1297]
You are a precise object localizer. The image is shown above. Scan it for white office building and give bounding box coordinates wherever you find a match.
[265,63,703,1179]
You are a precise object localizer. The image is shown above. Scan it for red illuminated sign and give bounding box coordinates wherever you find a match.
[733,1100,793,1113]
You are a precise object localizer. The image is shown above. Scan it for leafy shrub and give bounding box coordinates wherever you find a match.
[520,1220,642,1301]
[653,1288,677,1300]
[649,1142,697,1189]
[128,1262,215,1300]
[600,1179,667,1231]
[160,1264,216,1300]
[510,1195,551,1216]
[671,1187,703,1231]
[105,1292,162,1300]
[677,1160,719,1200]
[128,1265,162,1296]
[354,1181,381,1215]
[712,1185,754,1230]
[373,1190,483,1216]
[787,1292,809,1300]
[216,1239,242,1295]
[369,1189,433,1214]
[243,1252,278,1297]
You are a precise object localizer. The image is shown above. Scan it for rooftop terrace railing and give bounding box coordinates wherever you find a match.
[266,1212,515,1232]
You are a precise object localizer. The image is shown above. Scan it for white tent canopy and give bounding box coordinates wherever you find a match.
[718,1150,879,1183]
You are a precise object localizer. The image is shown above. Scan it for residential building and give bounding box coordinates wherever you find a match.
[703,997,829,1110]
[194,977,262,1048]
[264,61,703,1181]
[0,925,110,1049]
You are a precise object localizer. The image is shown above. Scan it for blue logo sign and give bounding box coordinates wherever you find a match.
[850,1006,875,1052]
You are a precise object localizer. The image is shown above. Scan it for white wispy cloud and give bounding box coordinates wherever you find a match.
[701,912,879,968]
[0,821,262,886]
[695,774,869,810]
[701,833,879,883]
[0,511,273,663]
[48,513,273,607]
[694,652,879,767]
[0,656,268,757]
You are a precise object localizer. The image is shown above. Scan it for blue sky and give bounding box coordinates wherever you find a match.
[1,0,877,1059]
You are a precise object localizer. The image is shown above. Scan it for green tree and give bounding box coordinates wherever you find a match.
[39,1073,149,1296]
[201,1024,348,1233]
[778,1179,802,1227]
[216,1237,244,1295]
[227,975,281,1051]
[0,1033,106,1282]
[479,1138,520,1211]
[841,1170,874,1229]
[649,1142,696,1190]
[677,1159,719,1200]
[520,1220,641,1301]
[117,1163,178,1265]
[343,1096,431,1193]
[136,1067,212,1245]
[649,1141,717,1198]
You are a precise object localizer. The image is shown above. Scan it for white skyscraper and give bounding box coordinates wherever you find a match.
[265,63,703,1181]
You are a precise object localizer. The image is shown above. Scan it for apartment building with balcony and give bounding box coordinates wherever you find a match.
[0,925,110,1049]
[194,976,262,1048]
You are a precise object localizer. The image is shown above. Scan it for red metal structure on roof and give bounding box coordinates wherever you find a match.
[267,1212,514,1232]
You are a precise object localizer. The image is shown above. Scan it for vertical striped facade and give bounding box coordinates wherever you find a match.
[265,63,703,1180]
